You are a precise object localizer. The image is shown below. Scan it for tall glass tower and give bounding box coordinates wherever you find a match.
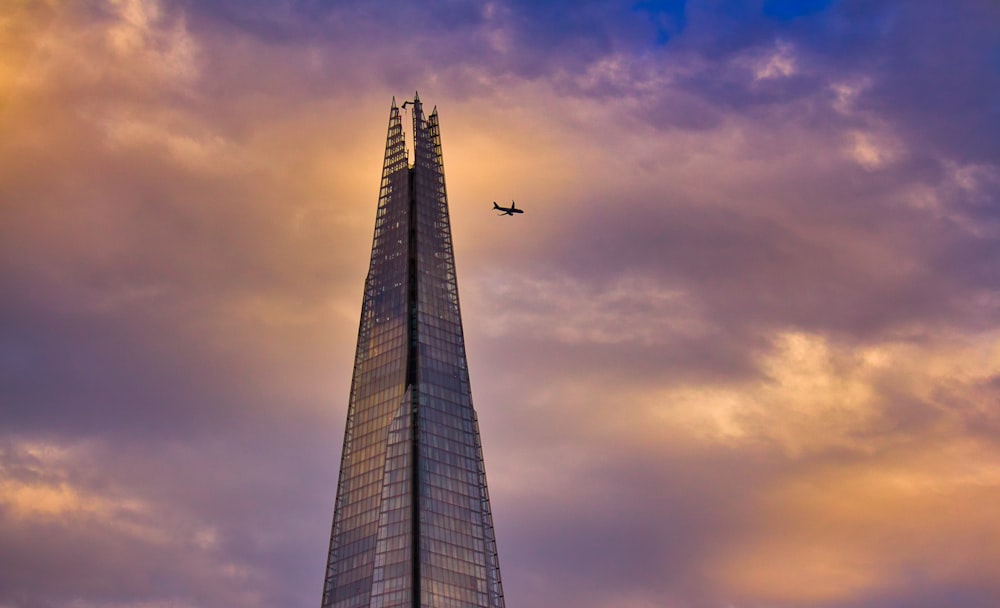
[321,95,506,608]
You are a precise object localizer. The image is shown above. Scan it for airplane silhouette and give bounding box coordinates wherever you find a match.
[493,200,524,216]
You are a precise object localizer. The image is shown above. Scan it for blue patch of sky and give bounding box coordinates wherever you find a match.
[632,0,686,46]
[762,0,833,20]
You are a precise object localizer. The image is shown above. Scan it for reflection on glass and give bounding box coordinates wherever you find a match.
[321,98,505,608]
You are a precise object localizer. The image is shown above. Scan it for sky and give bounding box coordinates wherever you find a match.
[2,1,1000,607]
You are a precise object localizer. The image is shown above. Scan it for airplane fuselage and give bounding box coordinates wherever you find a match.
[493,201,524,215]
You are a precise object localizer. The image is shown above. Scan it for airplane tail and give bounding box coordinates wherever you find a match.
[493,201,500,209]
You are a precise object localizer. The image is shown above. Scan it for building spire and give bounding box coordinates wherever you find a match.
[320,96,506,608]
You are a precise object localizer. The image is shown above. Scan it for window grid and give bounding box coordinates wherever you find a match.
[322,98,505,608]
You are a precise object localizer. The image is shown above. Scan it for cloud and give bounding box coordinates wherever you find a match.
[0,433,337,608]
[486,330,1000,608]
[2,1,999,607]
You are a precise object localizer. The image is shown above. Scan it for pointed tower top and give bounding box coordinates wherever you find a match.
[414,91,420,101]
[321,94,507,608]
[391,96,397,107]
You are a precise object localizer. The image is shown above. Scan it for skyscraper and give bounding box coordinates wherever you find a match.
[320,95,506,608]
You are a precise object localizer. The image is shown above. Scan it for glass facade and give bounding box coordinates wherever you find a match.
[321,96,505,608]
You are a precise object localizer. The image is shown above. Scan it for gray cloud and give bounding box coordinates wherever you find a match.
[3,1,999,607]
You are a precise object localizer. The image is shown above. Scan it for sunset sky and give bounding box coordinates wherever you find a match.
[2,1,1000,607]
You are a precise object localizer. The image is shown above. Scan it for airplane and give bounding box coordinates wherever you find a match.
[493,200,524,216]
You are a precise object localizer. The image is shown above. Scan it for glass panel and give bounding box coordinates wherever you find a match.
[412,101,506,608]
[322,103,411,608]
[322,98,505,608]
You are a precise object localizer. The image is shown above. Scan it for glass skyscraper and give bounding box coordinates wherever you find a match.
[320,95,506,608]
